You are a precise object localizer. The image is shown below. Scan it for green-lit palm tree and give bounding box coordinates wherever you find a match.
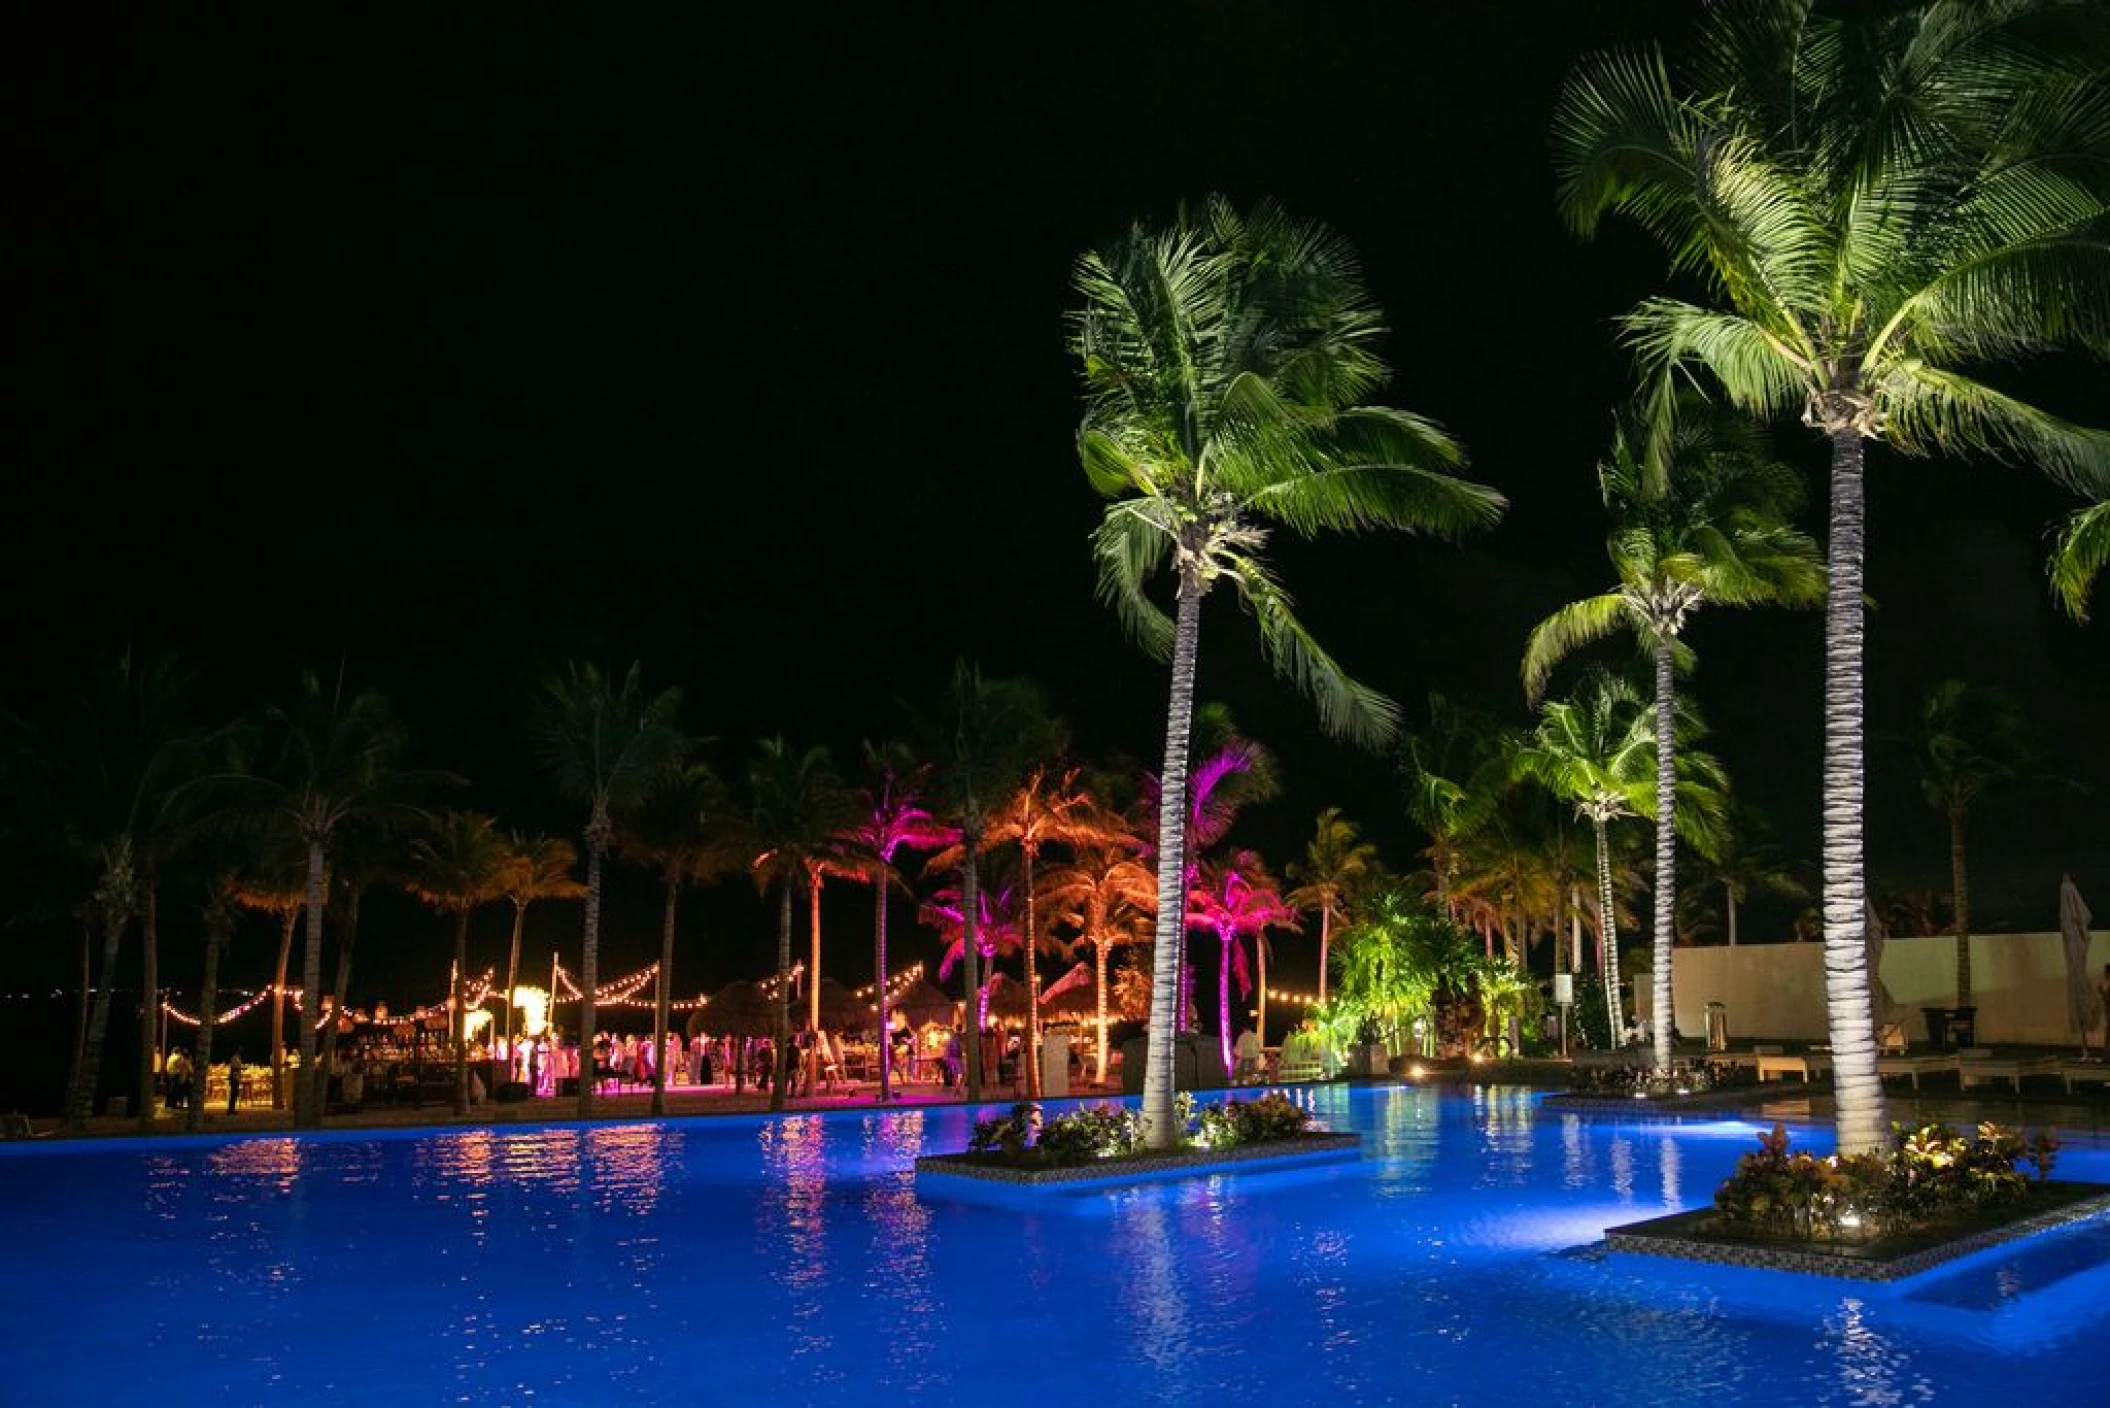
[1513,670,1658,1046]
[494,833,586,1054]
[252,668,433,1128]
[531,661,684,1120]
[406,810,509,1116]
[920,662,1060,1104]
[1285,808,1379,1015]
[1912,680,2038,1008]
[1398,694,1514,922]
[620,759,738,1116]
[1524,404,1823,1067]
[742,737,858,1112]
[2051,501,2110,623]
[845,740,950,1102]
[1554,0,2110,1153]
[1073,196,1503,1148]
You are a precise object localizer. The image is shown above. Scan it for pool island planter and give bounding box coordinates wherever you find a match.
[914,1131,1362,1188]
[1606,1181,2110,1282]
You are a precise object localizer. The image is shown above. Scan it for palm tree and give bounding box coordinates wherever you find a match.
[1041,837,1155,1083]
[494,833,586,1053]
[1513,670,1657,1046]
[845,740,950,1102]
[1912,680,2037,1008]
[1523,402,1823,1067]
[1554,0,2110,1153]
[1073,197,1503,1148]
[531,660,684,1120]
[405,810,509,1116]
[2051,501,2110,623]
[619,759,737,1116]
[924,873,1024,1036]
[1187,849,1301,1073]
[920,661,1059,1103]
[1688,799,1805,948]
[252,668,430,1128]
[229,841,307,1110]
[186,871,239,1134]
[741,737,857,1112]
[1398,694,1515,922]
[1285,808,1378,1015]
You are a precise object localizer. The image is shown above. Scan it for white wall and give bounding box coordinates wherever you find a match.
[1658,931,2109,1047]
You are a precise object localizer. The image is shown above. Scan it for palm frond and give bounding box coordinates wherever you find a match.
[1521,595,1632,705]
[2049,498,2110,622]
[1089,505,1177,660]
[1880,359,2110,496]
[1229,559,1398,750]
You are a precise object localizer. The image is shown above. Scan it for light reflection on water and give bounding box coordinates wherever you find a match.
[4,1087,2110,1403]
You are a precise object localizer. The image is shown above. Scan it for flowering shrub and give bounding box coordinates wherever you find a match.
[1711,1121,2051,1243]
[1036,1103,1142,1163]
[963,1092,1313,1166]
[1567,1060,1751,1099]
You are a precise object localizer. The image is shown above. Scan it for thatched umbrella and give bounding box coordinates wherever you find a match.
[893,979,956,1030]
[984,972,1031,1023]
[703,981,774,1039]
[815,976,873,1035]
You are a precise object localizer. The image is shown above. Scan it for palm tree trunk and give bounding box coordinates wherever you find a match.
[314,887,361,1121]
[873,865,894,1101]
[577,824,607,1121]
[769,882,793,1112]
[1094,937,1111,1082]
[961,842,985,1102]
[1216,925,1236,1074]
[504,901,527,1054]
[1652,637,1677,1070]
[1258,927,1270,1048]
[452,910,470,1117]
[652,878,676,1118]
[189,892,229,1135]
[807,869,824,1094]
[138,884,159,1128]
[1142,573,1204,1150]
[1593,816,1622,1045]
[1949,802,1972,1007]
[65,908,128,1129]
[295,838,327,1128]
[1316,905,1331,1008]
[1818,421,1888,1157]
[270,909,295,1110]
[1023,847,1042,1100]
[1726,883,1740,947]
[73,914,90,1082]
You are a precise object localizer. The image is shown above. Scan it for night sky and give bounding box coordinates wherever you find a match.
[7,2,2106,1009]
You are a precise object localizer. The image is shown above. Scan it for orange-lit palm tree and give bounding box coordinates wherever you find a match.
[494,832,586,1053]
[1041,828,1155,1082]
[406,810,509,1116]
[229,841,308,1111]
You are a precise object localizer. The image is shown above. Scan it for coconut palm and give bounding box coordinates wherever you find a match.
[619,760,738,1116]
[229,841,306,1110]
[925,873,1024,1037]
[1285,808,1379,1015]
[1524,403,1823,1067]
[1398,694,1515,922]
[1187,850,1301,1073]
[2050,501,2110,623]
[531,660,684,1120]
[405,810,509,1116]
[1554,0,2110,1153]
[1912,680,2038,1007]
[741,737,858,1112]
[494,833,586,1053]
[1513,670,1657,1045]
[1688,799,1805,947]
[845,740,951,1101]
[1041,837,1155,1082]
[185,871,239,1134]
[251,668,434,1128]
[1074,198,1503,1147]
[919,661,1060,1103]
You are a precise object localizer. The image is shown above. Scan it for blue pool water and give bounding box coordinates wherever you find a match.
[5,1085,2108,1404]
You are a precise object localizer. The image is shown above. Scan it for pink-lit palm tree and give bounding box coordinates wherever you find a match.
[1187,849,1300,1074]
[924,877,1022,1036]
[846,740,951,1101]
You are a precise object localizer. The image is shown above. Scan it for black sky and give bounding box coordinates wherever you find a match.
[6,1,2106,1004]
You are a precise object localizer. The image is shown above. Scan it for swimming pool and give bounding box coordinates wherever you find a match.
[5,1085,2106,1403]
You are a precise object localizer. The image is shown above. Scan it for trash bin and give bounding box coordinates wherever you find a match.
[1040,1033,1069,1099]
[1949,1006,1977,1049]
[1704,1001,1728,1052]
[1922,1006,1951,1049]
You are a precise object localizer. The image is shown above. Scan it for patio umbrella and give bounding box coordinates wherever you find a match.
[983,972,1030,1022]
[815,977,873,1034]
[701,980,775,1040]
[2060,875,2102,1056]
[1038,962,1099,1019]
[893,980,955,1030]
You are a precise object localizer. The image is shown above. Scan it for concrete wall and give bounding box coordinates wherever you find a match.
[1658,931,2110,1047]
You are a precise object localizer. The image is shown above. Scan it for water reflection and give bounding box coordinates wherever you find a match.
[861,1112,937,1390]
[1118,1196,1197,1397]
[757,1116,836,1372]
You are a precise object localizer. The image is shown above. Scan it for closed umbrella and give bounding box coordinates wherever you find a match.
[1039,962,1098,1019]
[1864,898,1901,1040]
[2061,875,2102,1057]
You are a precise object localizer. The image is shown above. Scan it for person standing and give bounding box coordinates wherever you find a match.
[226,1050,244,1114]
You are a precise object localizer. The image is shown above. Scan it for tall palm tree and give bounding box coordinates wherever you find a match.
[252,668,430,1128]
[494,833,586,1053]
[619,759,737,1116]
[531,660,684,1120]
[924,873,1024,1036]
[846,740,950,1102]
[1041,836,1155,1082]
[1523,403,1823,1068]
[1912,680,2037,1008]
[2051,501,2110,623]
[1513,670,1658,1046]
[1187,849,1301,1073]
[405,810,509,1116]
[229,841,307,1111]
[1554,0,2110,1153]
[742,737,857,1112]
[1074,197,1503,1148]
[186,870,239,1134]
[1398,694,1515,922]
[920,661,1059,1103]
[1285,807,1378,1014]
